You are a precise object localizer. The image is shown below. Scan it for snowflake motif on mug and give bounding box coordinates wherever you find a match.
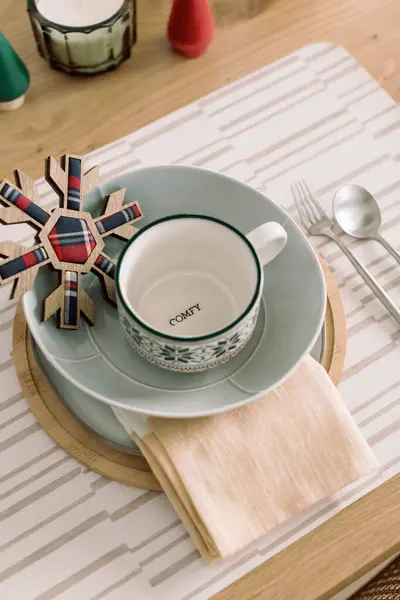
[159,346,195,364]
[211,331,242,359]
[122,318,146,348]
[0,154,144,329]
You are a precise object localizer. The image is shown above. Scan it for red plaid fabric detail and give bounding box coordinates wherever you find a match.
[0,183,49,226]
[66,158,82,211]
[0,247,48,280]
[94,253,116,278]
[63,271,78,326]
[49,216,96,264]
[96,203,142,235]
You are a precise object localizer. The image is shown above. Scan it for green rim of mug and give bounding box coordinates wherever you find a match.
[115,214,262,343]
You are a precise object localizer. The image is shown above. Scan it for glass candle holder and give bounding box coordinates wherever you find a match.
[27,0,137,75]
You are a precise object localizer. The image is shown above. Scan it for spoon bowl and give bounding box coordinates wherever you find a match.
[333,184,381,239]
[332,183,400,267]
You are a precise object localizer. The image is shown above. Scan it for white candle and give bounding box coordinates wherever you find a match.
[36,0,124,27]
[31,0,132,73]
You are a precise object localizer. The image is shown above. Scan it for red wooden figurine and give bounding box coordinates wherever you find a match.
[167,0,215,58]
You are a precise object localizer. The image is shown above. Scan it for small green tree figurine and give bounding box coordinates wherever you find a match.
[0,32,30,111]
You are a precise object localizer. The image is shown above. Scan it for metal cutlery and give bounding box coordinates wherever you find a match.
[291,179,400,325]
[332,183,400,266]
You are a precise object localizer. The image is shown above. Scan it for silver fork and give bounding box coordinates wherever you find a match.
[291,179,400,325]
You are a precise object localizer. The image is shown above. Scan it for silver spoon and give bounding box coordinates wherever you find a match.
[333,183,400,265]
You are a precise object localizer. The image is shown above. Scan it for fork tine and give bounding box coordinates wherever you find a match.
[298,179,320,222]
[299,178,330,220]
[291,182,310,230]
[293,181,316,225]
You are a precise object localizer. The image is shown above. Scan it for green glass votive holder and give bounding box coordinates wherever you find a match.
[27,0,137,75]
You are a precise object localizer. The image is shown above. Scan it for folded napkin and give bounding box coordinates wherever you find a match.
[114,356,378,562]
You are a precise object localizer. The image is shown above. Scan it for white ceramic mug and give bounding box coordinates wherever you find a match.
[116,214,287,372]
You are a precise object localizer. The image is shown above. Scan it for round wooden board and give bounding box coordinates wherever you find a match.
[12,257,346,491]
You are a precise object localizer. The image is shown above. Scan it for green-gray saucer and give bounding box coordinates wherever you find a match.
[23,166,326,419]
[32,327,325,455]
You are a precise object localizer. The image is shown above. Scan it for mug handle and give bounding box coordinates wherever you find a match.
[246,222,287,267]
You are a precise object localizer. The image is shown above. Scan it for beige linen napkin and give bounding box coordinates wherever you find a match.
[114,356,378,562]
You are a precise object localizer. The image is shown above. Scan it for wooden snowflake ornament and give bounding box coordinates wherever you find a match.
[0,154,143,329]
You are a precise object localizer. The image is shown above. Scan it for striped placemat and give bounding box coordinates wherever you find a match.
[1,43,399,600]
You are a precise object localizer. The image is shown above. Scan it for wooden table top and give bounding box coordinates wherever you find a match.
[1,1,399,599]
[1,0,400,181]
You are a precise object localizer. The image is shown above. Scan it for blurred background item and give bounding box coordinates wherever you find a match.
[211,0,269,24]
[167,0,215,58]
[27,0,137,75]
[0,31,30,111]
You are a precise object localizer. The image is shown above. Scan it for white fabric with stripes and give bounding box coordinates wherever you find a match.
[0,43,399,600]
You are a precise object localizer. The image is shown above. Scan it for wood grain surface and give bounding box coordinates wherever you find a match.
[214,477,400,600]
[12,303,162,491]
[10,256,346,492]
[1,0,400,181]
